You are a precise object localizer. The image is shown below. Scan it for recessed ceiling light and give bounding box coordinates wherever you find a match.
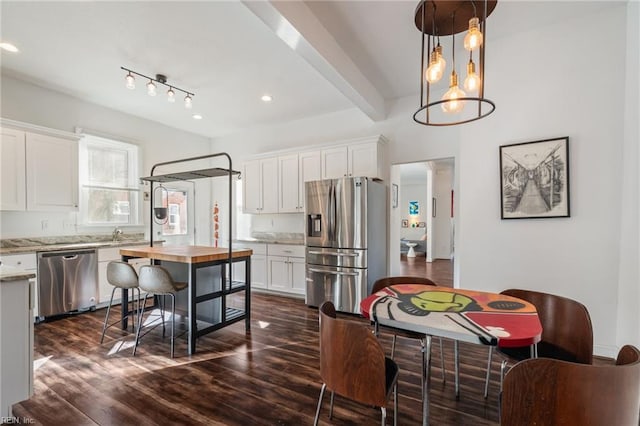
[192,114,203,120]
[261,94,273,102]
[0,42,19,53]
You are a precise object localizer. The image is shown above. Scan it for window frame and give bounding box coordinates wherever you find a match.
[78,134,142,228]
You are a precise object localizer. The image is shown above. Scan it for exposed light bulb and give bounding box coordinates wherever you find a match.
[167,87,176,103]
[425,45,446,84]
[184,94,193,109]
[464,17,483,51]
[125,72,135,90]
[463,59,481,93]
[147,80,157,96]
[441,71,466,113]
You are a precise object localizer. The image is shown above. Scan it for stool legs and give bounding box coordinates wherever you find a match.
[132,292,178,358]
[101,287,140,344]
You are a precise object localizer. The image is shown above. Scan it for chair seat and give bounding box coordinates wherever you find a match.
[174,281,188,292]
[385,357,399,394]
[500,341,586,363]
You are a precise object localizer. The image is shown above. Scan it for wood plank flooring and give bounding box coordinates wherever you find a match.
[400,256,454,287]
[14,293,508,425]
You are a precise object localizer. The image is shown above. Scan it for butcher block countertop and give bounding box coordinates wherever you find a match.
[119,245,253,264]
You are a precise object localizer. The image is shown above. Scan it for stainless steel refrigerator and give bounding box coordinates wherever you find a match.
[305,177,387,313]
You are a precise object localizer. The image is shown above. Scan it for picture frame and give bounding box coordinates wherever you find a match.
[401,219,409,228]
[409,200,419,215]
[500,136,570,219]
[418,221,426,228]
[392,184,398,208]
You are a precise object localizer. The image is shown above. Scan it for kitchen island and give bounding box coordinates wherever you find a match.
[120,245,252,355]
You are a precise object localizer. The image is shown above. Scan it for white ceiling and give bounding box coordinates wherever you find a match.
[0,1,619,140]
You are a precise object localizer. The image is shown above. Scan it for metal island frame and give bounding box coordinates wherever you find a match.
[120,153,251,355]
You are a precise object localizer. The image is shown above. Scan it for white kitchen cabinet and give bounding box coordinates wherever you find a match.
[278,151,321,213]
[0,274,33,418]
[0,253,38,319]
[242,158,278,214]
[266,244,305,296]
[233,243,267,289]
[278,154,300,213]
[97,247,150,305]
[298,150,321,211]
[0,127,26,211]
[26,132,78,211]
[321,141,382,180]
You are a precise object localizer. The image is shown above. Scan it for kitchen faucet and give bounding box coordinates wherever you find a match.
[112,227,123,242]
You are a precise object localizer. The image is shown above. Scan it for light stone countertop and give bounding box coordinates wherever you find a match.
[234,232,304,246]
[0,233,151,255]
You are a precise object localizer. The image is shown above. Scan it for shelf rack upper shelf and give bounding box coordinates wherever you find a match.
[140,167,240,183]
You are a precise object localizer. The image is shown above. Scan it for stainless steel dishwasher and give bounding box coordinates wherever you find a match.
[37,249,98,317]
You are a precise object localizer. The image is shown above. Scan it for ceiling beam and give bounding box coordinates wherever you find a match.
[242,0,386,121]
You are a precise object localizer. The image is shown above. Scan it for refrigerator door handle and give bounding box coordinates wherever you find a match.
[307,251,359,257]
[307,268,359,277]
[329,182,337,241]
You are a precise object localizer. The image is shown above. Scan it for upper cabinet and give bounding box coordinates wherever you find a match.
[243,158,278,214]
[321,140,382,180]
[0,127,27,210]
[278,151,322,213]
[1,123,79,212]
[26,133,78,211]
[243,136,385,214]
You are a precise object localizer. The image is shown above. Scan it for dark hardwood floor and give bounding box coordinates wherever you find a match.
[11,292,512,425]
[400,255,453,287]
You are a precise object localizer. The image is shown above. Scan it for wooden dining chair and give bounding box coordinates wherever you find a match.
[501,344,640,426]
[314,301,399,426]
[371,276,446,382]
[485,289,593,397]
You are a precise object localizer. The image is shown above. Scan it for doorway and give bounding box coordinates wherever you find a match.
[390,158,455,286]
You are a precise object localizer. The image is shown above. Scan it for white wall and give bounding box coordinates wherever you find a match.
[0,74,213,243]
[210,3,635,357]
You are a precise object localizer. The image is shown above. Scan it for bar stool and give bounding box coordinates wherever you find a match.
[100,261,141,344]
[133,265,188,358]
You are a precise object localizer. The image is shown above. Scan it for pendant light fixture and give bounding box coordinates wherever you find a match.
[121,67,195,110]
[413,0,497,126]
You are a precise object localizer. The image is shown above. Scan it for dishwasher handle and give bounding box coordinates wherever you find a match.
[39,249,96,258]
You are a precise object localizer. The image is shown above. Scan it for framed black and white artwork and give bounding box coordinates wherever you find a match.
[500,136,570,219]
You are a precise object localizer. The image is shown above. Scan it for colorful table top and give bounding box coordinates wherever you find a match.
[360,284,542,347]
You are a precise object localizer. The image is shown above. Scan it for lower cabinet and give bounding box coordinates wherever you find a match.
[266,244,305,296]
[235,243,304,296]
[0,253,38,320]
[97,247,150,305]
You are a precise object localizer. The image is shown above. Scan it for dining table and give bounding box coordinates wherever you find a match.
[360,283,543,426]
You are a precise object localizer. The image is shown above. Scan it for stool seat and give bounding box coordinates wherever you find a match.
[100,261,141,344]
[133,265,188,358]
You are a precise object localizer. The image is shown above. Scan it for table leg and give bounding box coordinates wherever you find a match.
[188,263,197,355]
[245,256,251,332]
[454,340,460,399]
[422,334,431,426]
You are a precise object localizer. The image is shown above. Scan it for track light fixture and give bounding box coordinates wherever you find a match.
[121,67,195,109]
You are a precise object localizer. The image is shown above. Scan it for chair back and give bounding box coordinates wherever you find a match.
[371,276,437,294]
[318,301,388,407]
[106,261,138,289]
[501,345,640,426]
[138,265,178,294]
[501,289,593,364]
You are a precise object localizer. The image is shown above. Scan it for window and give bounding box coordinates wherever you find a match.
[79,135,140,226]
[162,189,188,235]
